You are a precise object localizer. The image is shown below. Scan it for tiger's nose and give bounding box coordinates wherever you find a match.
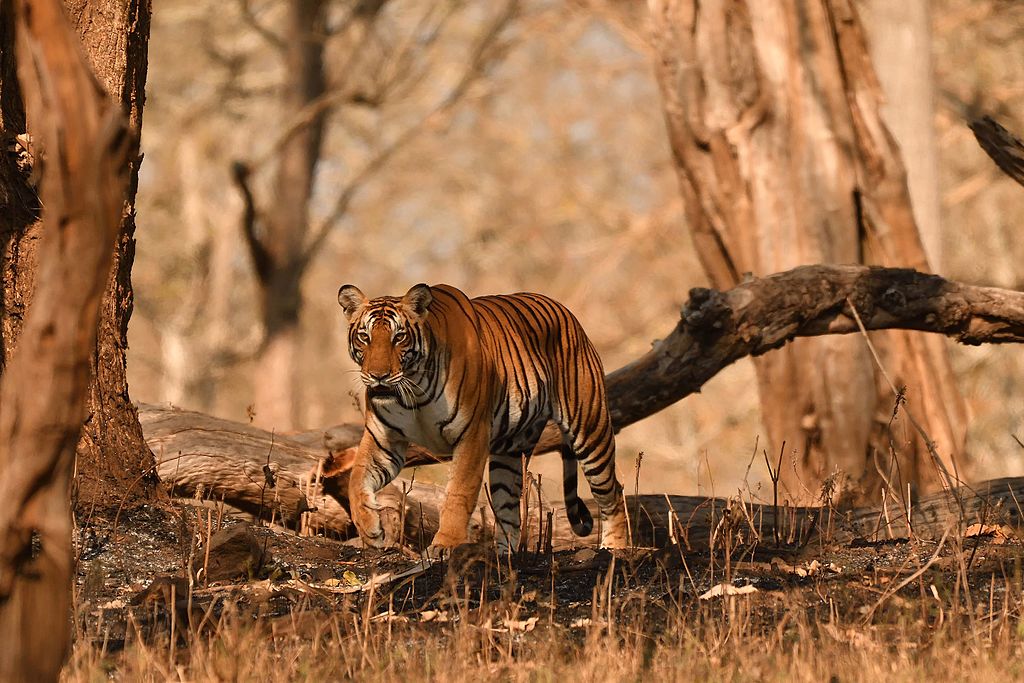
[368,370,389,382]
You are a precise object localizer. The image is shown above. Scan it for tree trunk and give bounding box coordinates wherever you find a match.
[861,0,941,268]
[69,0,156,510]
[241,0,328,431]
[0,0,155,514]
[648,0,968,503]
[0,0,133,678]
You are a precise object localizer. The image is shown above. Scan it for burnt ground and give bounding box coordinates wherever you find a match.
[71,498,1024,658]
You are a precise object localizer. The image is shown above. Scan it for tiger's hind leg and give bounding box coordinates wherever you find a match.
[558,444,593,537]
[488,452,524,555]
[556,427,627,548]
[554,398,627,548]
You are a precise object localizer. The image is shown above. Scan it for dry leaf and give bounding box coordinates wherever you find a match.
[699,583,759,600]
[420,610,450,623]
[964,523,1017,544]
[503,616,539,632]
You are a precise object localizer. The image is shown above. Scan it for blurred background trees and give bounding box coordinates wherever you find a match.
[127,0,1024,498]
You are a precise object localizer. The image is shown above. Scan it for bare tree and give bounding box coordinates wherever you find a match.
[0,0,134,679]
[648,0,968,502]
[231,0,519,430]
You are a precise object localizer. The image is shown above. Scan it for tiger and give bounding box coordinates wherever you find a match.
[337,282,628,553]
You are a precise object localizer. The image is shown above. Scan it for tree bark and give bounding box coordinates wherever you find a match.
[0,0,132,679]
[861,0,942,268]
[648,0,968,503]
[0,0,155,515]
[70,0,156,512]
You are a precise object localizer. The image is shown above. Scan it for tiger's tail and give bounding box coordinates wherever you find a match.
[561,445,594,536]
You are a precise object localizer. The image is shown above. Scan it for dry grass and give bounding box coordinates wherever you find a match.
[65,486,1024,683]
[63,570,1024,682]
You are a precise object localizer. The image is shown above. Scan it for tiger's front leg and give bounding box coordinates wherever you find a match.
[431,422,491,551]
[348,427,408,548]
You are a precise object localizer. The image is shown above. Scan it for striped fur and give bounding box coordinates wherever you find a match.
[338,283,627,552]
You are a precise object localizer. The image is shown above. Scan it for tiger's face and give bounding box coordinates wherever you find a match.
[338,283,433,403]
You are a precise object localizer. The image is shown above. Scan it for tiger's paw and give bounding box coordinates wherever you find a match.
[424,544,451,560]
[599,512,630,550]
[352,502,389,548]
[425,531,466,559]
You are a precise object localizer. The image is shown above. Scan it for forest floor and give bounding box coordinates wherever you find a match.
[64,499,1024,682]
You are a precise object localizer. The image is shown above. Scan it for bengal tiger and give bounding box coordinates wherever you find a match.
[337,282,627,553]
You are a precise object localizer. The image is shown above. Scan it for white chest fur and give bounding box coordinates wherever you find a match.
[369,393,463,454]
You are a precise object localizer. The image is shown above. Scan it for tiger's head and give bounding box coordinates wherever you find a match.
[337,283,433,403]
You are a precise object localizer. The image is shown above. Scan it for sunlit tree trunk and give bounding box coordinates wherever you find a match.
[67,0,155,512]
[0,0,145,678]
[648,0,967,502]
[861,0,942,269]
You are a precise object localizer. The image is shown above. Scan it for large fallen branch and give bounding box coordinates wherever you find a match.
[309,264,1024,466]
[147,404,1024,549]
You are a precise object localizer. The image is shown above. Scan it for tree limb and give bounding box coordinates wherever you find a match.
[403,264,1024,465]
[970,115,1024,188]
[230,161,273,283]
[297,0,519,266]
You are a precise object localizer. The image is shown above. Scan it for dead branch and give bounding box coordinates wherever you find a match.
[0,0,131,679]
[401,264,1024,465]
[970,116,1024,188]
[145,405,461,547]
[230,161,272,282]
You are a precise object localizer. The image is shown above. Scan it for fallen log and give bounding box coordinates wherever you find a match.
[299,264,1024,468]
[145,404,1024,550]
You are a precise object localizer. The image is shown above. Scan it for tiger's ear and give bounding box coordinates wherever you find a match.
[402,283,433,318]
[337,284,366,322]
